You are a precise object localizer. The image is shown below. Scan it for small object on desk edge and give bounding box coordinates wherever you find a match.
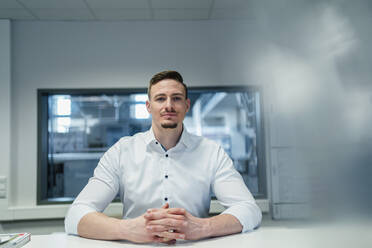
[0,235,18,244]
[0,233,31,248]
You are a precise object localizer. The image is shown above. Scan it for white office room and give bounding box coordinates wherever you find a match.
[0,0,371,247]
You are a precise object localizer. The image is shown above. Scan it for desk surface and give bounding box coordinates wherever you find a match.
[23,224,371,248]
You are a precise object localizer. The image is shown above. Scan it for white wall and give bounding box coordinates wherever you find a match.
[0,20,11,220]
[251,0,372,219]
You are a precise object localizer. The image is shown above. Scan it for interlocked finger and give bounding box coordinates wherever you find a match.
[152,236,176,244]
[153,231,185,240]
[147,224,182,232]
[144,211,185,221]
[146,218,187,229]
[166,208,185,215]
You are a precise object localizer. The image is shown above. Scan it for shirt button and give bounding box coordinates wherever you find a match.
[164,197,168,201]
[165,154,168,157]
[165,175,168,179]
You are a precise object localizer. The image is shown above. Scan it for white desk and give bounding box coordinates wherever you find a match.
[23,224,372,248]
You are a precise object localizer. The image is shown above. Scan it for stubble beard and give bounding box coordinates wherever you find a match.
[161,123,178,129]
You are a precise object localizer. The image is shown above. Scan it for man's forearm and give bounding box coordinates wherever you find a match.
[203,214,243,238]
[77,211,173,243]
[77,212,125,240]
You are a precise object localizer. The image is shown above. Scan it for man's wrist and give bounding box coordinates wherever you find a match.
[201,217,213,239]
[117,218,131,240]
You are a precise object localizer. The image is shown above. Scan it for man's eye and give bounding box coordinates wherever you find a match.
[173,97,181,101]
[156,97,165,101]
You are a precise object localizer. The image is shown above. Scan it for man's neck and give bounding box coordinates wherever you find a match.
[152,123,183,151]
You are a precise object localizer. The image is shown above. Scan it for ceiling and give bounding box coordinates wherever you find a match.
[0,0,255,21]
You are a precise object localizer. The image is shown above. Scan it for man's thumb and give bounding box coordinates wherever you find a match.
[161,203,169,209]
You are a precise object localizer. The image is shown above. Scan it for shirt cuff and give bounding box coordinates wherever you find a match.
[64,203,97,235]
[221,203,262,233]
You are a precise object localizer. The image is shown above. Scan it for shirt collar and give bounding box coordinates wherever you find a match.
[143,125,193,149]
[143,127,156,146]
[178,125,192,148]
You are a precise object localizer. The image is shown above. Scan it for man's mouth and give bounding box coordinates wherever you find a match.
[161,113,176,117]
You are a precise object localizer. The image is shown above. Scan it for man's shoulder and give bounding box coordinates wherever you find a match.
[112,130,148,149]
[186,131,221,150]
[118,130,147,143]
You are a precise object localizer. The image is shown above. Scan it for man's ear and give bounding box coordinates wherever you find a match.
[146,100,151,114]
[186,98,191,113]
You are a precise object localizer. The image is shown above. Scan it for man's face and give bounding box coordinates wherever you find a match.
[146,79,190,129]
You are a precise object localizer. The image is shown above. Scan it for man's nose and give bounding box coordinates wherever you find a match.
[164,98,173,110]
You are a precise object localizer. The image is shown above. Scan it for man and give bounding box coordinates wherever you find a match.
[65,71,262,244]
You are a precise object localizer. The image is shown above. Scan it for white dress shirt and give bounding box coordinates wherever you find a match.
[65,127,262,235]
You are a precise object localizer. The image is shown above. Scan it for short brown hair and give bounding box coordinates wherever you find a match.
[148,71,188,99]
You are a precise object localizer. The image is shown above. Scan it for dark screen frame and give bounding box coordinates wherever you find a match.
[37,86,267,205]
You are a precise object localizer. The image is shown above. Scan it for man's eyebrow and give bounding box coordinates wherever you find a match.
[153,93,185,98]
[171,93,185,97]
[153,93,166,98]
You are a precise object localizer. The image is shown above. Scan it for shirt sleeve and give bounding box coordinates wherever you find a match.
[211,146,262,232]
[64,142,121,235]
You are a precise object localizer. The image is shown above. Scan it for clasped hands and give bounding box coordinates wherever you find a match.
[138,203,209,244]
